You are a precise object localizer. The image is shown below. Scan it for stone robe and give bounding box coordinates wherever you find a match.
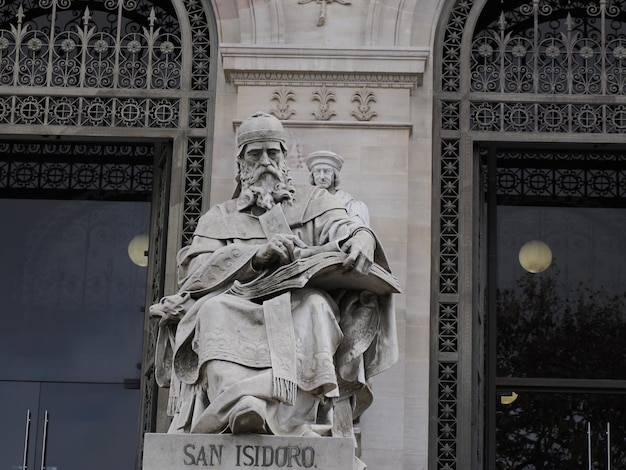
[154,184,397,436]
[334,188,370,226]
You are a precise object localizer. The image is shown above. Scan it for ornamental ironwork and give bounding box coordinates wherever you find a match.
[439,139,460,296]
[469,101,626,133]
[471,0,626,95]
[0,0,181,89]
[0,0,215,458]
[491,148,626,204]
[181,136,207,245]
[0,140,153,197]
[0,95,180,127]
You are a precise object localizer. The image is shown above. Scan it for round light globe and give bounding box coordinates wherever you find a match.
[518,240,552,273]
[128,234,149,267]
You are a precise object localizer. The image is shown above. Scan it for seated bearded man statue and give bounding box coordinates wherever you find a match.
[150,112,399,443]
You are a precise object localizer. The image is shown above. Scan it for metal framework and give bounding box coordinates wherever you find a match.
[432,0,626,468]
[0,140,154,197]
[0,0,216,462]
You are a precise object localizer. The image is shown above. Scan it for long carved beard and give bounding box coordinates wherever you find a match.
[238,162,295,211]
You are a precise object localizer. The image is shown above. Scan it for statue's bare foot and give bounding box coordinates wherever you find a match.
[229,396,267,434]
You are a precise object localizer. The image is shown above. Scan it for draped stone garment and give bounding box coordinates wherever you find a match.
[154,184,398,435]
[334,188,370,227]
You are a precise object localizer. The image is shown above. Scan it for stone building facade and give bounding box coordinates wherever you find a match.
[3,0,626,469]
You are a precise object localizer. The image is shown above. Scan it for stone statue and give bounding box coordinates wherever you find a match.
[306,150,370,226]
[150,112,398,449]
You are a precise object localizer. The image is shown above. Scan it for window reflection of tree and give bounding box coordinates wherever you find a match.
[495,270,626,469]
[497,270,626,380]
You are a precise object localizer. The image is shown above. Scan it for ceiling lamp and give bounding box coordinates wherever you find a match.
[518,240,552,273]
[128,234,149,267]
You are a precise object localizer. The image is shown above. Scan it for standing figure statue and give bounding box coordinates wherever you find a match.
[306,150,370,226]
[150,112,398,450]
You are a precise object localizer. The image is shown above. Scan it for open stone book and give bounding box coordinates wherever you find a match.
[228,251,401,300]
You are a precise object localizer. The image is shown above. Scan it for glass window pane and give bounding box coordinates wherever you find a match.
[40,382,140,470]
[0,199,150,383]
[496,390,626,469]
[496,206,626,380]
[0,382,41,470]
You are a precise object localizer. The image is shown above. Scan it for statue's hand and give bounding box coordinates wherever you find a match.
[149,293,190,327]
[253,234,307,268]
[341,230,376,275]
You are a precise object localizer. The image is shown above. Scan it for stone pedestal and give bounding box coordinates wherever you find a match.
[143,433,355,470]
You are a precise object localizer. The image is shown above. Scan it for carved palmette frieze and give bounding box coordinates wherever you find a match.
[311,86,336,121]
[260,86,402,123]
[270,86,296,120]
[351,87,377,121]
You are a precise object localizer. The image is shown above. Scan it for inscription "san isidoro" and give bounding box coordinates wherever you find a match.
[183,444,316,468]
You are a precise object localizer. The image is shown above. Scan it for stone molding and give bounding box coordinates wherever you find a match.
[231,119,414,132]
[221,45,429,88]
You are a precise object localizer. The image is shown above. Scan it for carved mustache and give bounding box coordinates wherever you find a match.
[242,162,283,186]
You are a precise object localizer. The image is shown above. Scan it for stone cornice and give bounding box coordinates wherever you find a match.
[232,119,414,133]
[221,45,430,88]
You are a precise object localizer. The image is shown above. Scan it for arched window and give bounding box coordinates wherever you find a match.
[0,1,216,468]
[433,1,626,468]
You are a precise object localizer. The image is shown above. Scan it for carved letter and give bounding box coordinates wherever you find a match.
[183,444,196,465]
[302,447,315,468]
[242,445,255,466]
[287,446,301,467]
[196,446,208,466]
[261,446,274,467]
[275,447,288,467]
[209,445,223,465]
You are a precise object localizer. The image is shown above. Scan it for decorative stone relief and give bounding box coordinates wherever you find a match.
[351,88,377,121]
[298,0,351,26]
[270,86,296,120]
[311,86,336,121]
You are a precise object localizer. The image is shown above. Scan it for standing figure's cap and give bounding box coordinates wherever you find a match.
[305,150,344,171]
